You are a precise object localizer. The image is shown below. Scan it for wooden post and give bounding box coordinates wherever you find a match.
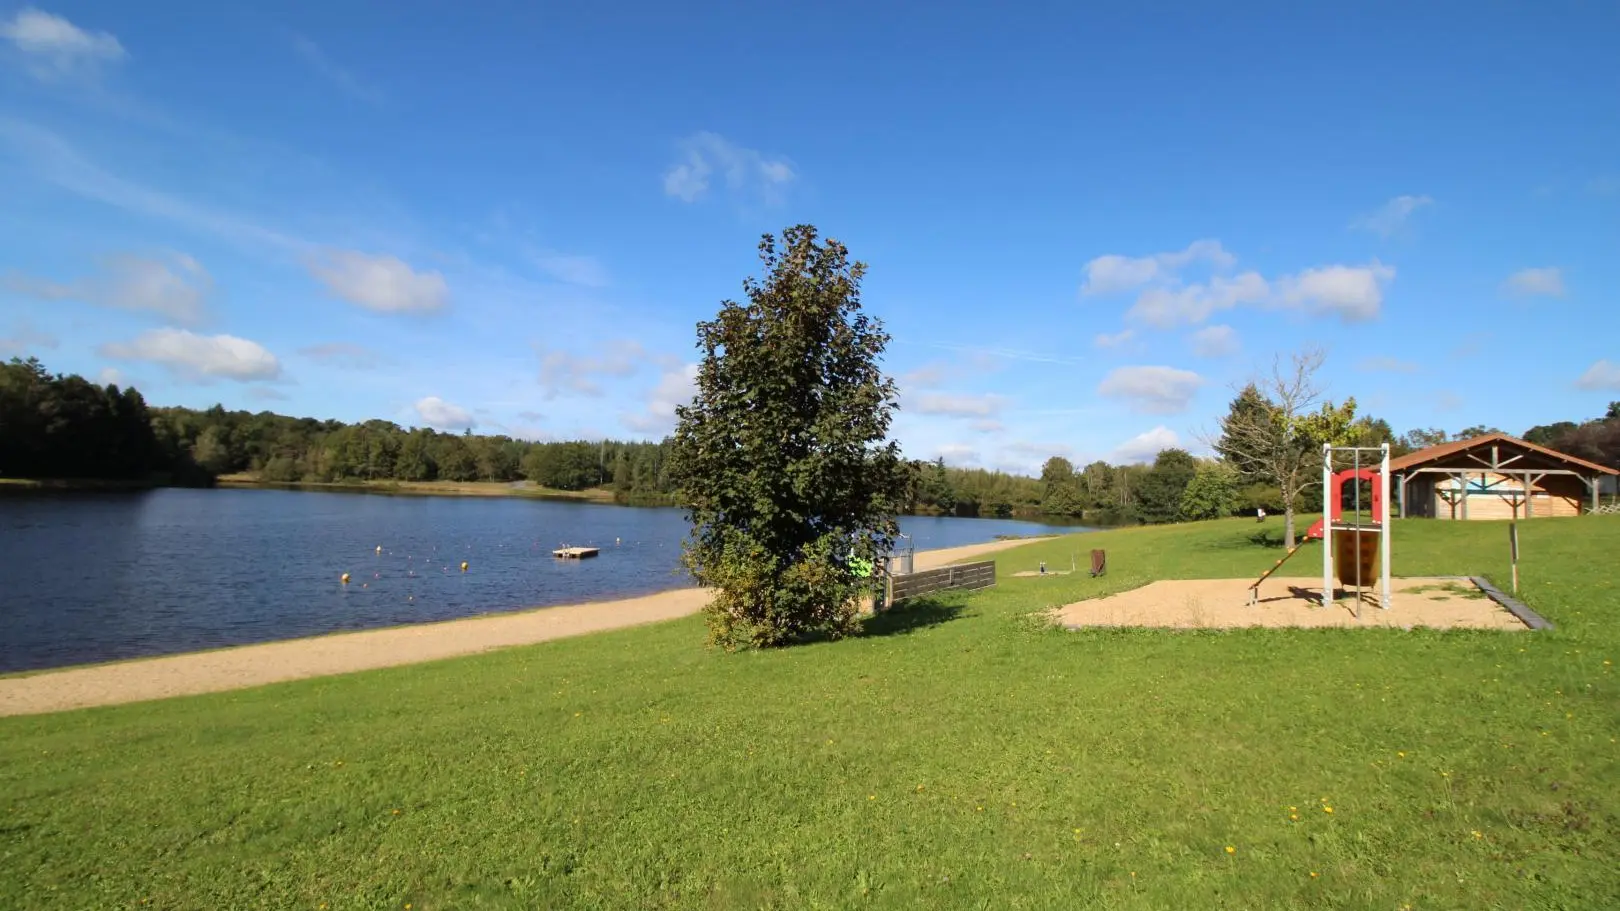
[1593,477,1602,514]
[1508,522,1520,594]
[1524,470,1533,518]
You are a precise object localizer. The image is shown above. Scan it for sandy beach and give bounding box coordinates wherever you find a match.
[0,537,1037,717]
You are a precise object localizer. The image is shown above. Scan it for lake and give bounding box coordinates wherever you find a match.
[0,488,1085,672]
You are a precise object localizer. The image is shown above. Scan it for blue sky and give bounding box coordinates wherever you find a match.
[1,2,1616,473]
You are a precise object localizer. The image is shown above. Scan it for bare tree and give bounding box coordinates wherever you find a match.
[1212,349,1354,547]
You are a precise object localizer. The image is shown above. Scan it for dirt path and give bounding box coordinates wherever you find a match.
[0,537,1040,717]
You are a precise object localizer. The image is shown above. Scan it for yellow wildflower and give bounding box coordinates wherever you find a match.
[1323,806,1334,814]
[1225,846,1235,854]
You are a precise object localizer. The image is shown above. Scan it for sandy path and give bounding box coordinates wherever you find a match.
[1057,576,1528,631]
[0,537,1040,717]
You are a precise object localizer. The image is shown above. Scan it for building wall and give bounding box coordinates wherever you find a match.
[1421,471,1585,520]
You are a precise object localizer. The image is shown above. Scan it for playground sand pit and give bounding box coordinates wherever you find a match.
[1058,576,1529,631]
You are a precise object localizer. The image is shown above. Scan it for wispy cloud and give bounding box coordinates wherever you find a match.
[0,118,303,252]
[1,8,125,82]
[1351,194,1433,237]
[1575,360,1620,391]
[290,34,385,105]
[538,339,654,398]
[1094,329,1135,349]
[1188,325,1238,358]
[3,252,214,325]
[298,342,388,370]
[663,132,795,205]
[1502,267,1565,298]
[0,318,59,356]
[526,249,609,288]
[908,392,1007,418]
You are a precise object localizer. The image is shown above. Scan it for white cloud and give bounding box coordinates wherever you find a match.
[538,339,649,397]
[0,319,58,356]
[1575,360,1620,391]
[1094,329,1135,349]
[621,363,698,435]
[1352,195,1433,237]
[414,396,476,430]
[95,367,128,386]
[1127,271,1269,327]
[1,8,125,81]
[936,443,980,466]
[1274,261,1394,322]
[1111,426,1181,464]
[971,419,1005,434]
[527,250,609,288]
[100,329,281,382]
[309,250,449,314]
[1189,324,1239,358]
[1080,239,1234,296]
[290,34,384,105]
[909,392,1006,418]
[1503,267,1565,298]
[298,342,386,370]
[1357,356,1419,374]
[3,253,214,325]
[1097,365,1204,414]
[663,132,795,204]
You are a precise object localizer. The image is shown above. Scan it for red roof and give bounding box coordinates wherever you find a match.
[1387,432,1617,476]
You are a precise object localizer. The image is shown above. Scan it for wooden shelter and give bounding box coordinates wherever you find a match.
[1389,433,1617,520]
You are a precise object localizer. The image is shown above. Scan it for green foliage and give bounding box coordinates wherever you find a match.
[4,517,1619,909]
[1039,456,1083,517]
[670,226,909,649]
[1134,448,1199,524]
[1525,421,1579,446]
[0,357,203,483]
[1179,461,1241,520]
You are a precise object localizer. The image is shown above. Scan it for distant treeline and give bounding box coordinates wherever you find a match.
[0,358,210,484]
[0,357,676,501]
[8,357,1615,518]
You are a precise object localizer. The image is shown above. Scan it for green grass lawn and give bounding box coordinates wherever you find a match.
[3,517,1617,910]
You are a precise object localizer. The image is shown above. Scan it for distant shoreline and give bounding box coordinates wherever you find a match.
[215,475,628,503]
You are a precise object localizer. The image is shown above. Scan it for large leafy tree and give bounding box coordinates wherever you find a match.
[670,226,908,649]
[1134,448,1199,524]
[1039,456,1083,517]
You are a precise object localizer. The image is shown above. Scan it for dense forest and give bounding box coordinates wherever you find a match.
[5,357,1617,523]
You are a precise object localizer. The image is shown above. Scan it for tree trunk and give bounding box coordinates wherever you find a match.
[1283,508,1296,549]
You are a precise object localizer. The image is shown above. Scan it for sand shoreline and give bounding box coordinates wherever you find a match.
[0,537,1038,717]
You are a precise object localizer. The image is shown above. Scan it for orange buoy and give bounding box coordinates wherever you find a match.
[341,573,351,584]
[460,561,469,572]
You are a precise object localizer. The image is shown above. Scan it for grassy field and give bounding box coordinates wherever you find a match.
[2,517,1616,909]
[214,475,619,503]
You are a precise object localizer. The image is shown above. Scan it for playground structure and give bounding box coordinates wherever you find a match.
[1246,444,1391,616]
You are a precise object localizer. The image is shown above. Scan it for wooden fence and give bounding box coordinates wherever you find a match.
[888,561,996,603]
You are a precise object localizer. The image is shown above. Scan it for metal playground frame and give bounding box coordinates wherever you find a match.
[1321,443,1391,617]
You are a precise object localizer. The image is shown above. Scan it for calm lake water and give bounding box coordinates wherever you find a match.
[0,488,1084,672]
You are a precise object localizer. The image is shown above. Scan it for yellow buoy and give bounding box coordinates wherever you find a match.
[376,545,383,555]
[460,561,469,572]
[341,573,351,584]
